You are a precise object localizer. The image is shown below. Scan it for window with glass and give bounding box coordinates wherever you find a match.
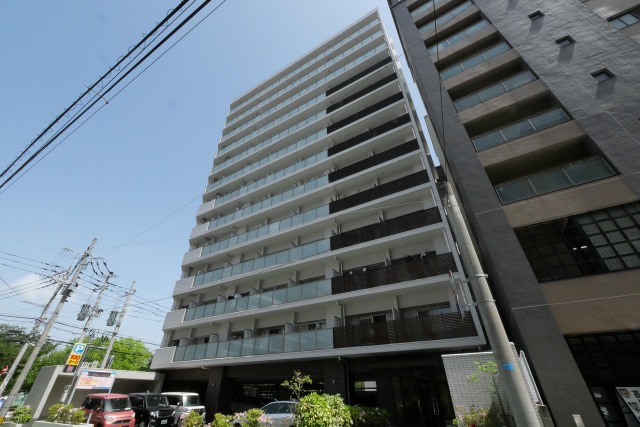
[609,7,640,29]
[515,202,640,282]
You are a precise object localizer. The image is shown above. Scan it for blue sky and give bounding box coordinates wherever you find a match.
[0,1,429,352]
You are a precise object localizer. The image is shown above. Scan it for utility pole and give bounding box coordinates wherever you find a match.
[64,271,113,405]
[101,281,135,368]
[0,239,97,423]
[442,182,539,427]
[0,275,65,396]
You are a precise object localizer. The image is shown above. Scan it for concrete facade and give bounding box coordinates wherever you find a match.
[151,10,490,427]
[388,0,640,426]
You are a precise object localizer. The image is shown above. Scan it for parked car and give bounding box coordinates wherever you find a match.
[230,395,276,413]
[81,393,135,427]
[129,393,175,427]
[162,392,205,426]
[233,401,296,427]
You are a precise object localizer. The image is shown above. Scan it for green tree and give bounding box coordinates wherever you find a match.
[281,370,312,401]
[54,336,153,372]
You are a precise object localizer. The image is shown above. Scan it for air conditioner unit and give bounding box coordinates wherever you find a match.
[217,295,227,303]
[284,323,293,334]
[209,334,219,343]
[188,301,197,309]
[178,338,188,347]
[244,329,253,339]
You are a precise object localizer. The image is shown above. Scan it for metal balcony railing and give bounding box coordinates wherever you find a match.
[330,208,440,249]
[333,312,476,347]
[329,170,429,213]
[331,252,456,294]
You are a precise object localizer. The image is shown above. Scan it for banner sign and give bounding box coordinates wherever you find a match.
[616,387,640,422]
[76,369,116,390]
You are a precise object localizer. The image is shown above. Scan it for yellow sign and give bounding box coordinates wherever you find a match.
[66,353,82,366]
[64,343,87,370]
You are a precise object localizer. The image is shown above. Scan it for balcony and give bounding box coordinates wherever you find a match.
[174,328,333,361]
[329,139,419,182]
[495,157,616,204]
[454,70,536,112]
[327,92,404,134]
[184,279,332,322]
[330,170,429,213]
[334,313,476,347]
[171,312,476,363]
[420,2,478,44]
[331,208,441,249]
[472,107,570,152]
[333,252,455,294]
[193,238,331,288]
[440,41,510,81]
[428,19,490,56]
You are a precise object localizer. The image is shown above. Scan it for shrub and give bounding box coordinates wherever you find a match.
[46,403,87,424]
[348,405,389,427]
[296,393,350,427]
[210,413,233,427]
[182,411,205,427]
[11,405,33,424]
[232,409,267,427]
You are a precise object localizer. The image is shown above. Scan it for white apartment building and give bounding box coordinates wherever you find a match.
[151,10,485,426]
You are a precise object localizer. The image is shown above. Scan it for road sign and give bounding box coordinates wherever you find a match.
[63,343,87,373]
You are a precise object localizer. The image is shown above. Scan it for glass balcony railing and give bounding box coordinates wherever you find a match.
[214,152,328,206]
[200,204,330,256]
[172,311,478,362]
[410,0,445,17]
[428,19,490,56]
[222,32,385,144]
[440,42,510,80]
[173,328,333,362]
[472,107,570,151]
[229,19,380,116]
[454,70,536,112]
[193,238,331,287]
[418,1,473,34]
[184,279,332,322]
[206,175,328,231]
[212,43,388,172]
[495,157,615,204]
[211,128,326,177]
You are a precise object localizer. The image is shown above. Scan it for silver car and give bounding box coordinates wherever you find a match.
[162,392,205,427]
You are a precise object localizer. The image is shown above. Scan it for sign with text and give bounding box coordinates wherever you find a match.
[616,387,640,422]
[63,343,87,373]
[77,369,116,390]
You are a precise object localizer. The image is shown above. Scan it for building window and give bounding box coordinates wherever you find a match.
[515,202,640,282]
[528,11,544,21]
[609,7,640,29]
[592,69,614,83]
[556,36,575,47]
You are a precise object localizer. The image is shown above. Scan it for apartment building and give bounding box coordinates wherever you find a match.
[151,10,486,426]
[388,0,640,426]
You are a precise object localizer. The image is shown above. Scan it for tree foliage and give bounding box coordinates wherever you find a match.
[0,323,153,393]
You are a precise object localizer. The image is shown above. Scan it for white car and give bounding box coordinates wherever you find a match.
[162,392,205,427]
[233,401,296,427]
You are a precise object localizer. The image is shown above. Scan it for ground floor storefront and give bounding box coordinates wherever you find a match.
[160,351,457,427]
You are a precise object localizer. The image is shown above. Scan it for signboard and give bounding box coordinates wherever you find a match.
[77,369,116,390]
[616,387,640,422]
[63,343,87,373]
